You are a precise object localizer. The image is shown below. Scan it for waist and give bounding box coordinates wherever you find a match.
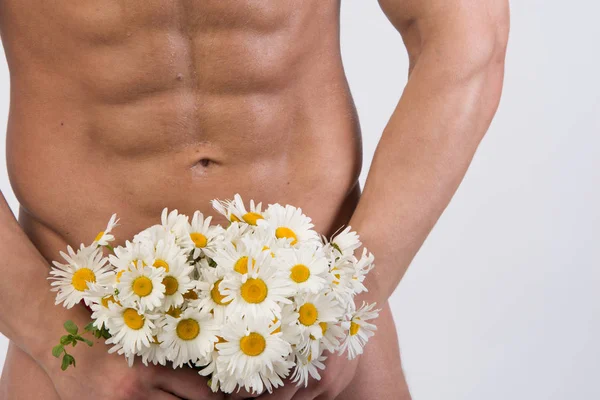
[10,115,362,264]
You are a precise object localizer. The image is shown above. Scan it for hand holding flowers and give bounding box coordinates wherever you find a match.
[49,195,380,396]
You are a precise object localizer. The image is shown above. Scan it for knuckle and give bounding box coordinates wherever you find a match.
[113,371,148,400]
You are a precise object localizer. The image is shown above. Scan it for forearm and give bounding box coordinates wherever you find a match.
[351,35,507,305]
[0,193,91,364]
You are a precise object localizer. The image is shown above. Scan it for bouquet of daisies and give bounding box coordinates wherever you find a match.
[49,195,379,394]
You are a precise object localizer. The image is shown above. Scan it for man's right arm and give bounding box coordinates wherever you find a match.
[0,192,85,357]
[0,192,223,400]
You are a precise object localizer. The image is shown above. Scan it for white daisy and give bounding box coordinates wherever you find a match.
[159,208,194,250]
[327,255,356,303]
[220,256,293,320]
[91,214,119,247]
[157,257,195,310]
[349,248,375,295]
[105,302,156,355]
[139,334,168,366]
[258,203,319,246]
[216,317,292,394]
[220,221,253,250]
[242,359,293,395]
[291,346,327,388]
[108,240,151,278]
[339,302,380,360]
[317,320,345,354]
[197,349,222,393]
[188,211,224,259]
[294,293,344,352]
[212,238,267,275]
[216,370,241,395]
[49,245,114,309]
[117,261,166,312]
[279,245,328,294]
[212,193,265,226]
[330,226,361,257]
[159,307,219,367]
[144,235,188,273]
[193,266,230,323]
[86,282,120,329]
[272,304,302,346]
[250,223,290,256]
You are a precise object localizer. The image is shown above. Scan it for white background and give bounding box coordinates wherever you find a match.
[1,1,599,399]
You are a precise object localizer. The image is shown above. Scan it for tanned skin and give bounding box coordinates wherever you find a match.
[0,1,508,399]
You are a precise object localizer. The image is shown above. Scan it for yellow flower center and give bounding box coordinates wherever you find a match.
[290,264,310,283]
[275,227,298,245]
[234,256,255,274]
[132,276,153,297]
[116,269,126,283]
[319,322,328,335]
[94,231,105,242]
[230,214,241,223]
[216,336,227,344]
[183,290,198,300]
[262,246,276,258]
[242,212,264,225]
[101,295,117,308]
[240,278,268,304]
[298,303,318,326]
[350,321,360,336]
[162,276,179,296]
[210,279,231,305]
[176,319,200,341]
[152,335,161,345]
[71,268,96,292]
[271,318,281,334]
[190,232,208,248]
[123,308,144,330]
[152,259,170,273]
[240,332,266,356]
[166,307,182,318]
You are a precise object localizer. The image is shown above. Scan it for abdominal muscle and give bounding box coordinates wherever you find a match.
[0,0,407,398]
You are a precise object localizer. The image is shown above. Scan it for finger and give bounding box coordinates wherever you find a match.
[227,387,263,399]
[227,389,261,400]
[156,366,224,400]
[152,390,180,400]
[255,382,298,400]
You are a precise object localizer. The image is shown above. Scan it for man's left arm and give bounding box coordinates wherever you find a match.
[353,0,510,306]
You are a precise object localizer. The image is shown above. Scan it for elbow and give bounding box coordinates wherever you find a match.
[416,3,510,82]
[459,3,510,80]
[471,10,510,75]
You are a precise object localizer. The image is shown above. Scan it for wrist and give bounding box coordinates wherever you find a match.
[28,303,94,372]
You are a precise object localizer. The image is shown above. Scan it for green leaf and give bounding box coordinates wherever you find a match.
[101,328,111,339]
[82,338,94,347]
[61,354,72,371]
[84,322,95,332]
[64,320,78,335]
[104,244,115,253]
[60,335,72,345]
[52,345,64,358]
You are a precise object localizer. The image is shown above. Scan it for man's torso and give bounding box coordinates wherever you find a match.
[0,2,407,399]
[0,0,361,254]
